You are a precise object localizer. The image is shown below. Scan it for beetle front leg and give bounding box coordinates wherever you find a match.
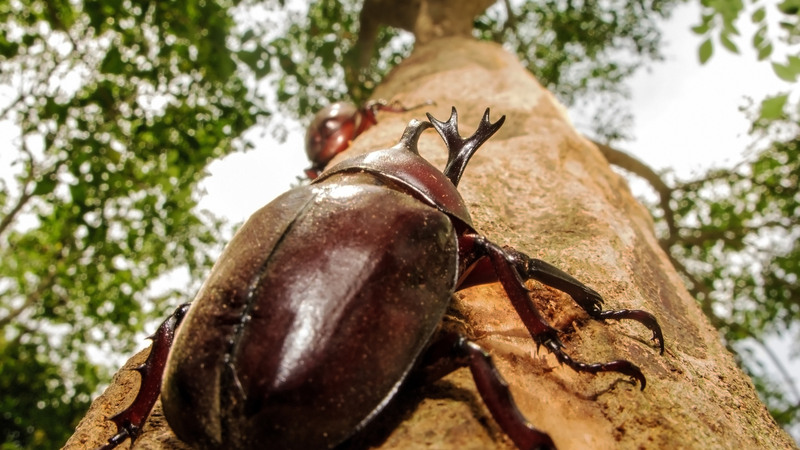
[457,242,664,355]
[458,234,647,390]
[500,247,664,355]
[413,332,556,450]
[94,303,191,450]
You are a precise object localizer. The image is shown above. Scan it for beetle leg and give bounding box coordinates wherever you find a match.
[457,243,664,355]
[94,303,191,450]
[459,234,647,390]
[501,246,664,355]
[413,332,557,450]
[365,98,435,115]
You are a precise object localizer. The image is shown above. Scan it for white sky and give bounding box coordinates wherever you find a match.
[624,2,794,177]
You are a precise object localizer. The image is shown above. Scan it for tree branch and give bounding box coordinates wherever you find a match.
[500,0,517,39]
[752,334,800,405]
[0,182,33,238]
[0,270,57,329]
[664,251,715,312]
[591,139,677,248]
[675,216,800,247]
[0,144,37,238]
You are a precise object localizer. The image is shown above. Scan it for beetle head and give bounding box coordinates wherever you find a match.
[305,102,360,176]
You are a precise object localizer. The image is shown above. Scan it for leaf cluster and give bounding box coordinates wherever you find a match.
[692,0,800,83]
[235,0,411,121]
[475,0,673,107]
[640,100,800,430]
[0,0,262,447]
[239,0,676,137]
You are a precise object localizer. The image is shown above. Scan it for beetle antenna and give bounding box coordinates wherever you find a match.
[396,119,434,155]
[427,107,505,187]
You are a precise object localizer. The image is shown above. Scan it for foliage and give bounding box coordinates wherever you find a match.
[475,0,673,107]
[0,0,266,447]
[245,0,675,136]
[692,0,800,81]
[633,97,800,433]
[242,0,412,120]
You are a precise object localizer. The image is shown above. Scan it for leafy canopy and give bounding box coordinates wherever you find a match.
[628,0,800,432]
[0,0,267,447]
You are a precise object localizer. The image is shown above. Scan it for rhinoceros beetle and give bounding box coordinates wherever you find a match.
[96,107,664,450]
[304,99,433,179]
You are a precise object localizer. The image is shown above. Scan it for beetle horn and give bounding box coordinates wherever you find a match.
[427,107,506,187]
[396,118,434,155]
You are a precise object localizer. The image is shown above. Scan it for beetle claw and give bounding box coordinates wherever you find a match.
[543,340,647,390]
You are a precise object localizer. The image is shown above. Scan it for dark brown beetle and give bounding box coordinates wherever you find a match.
[97,108,664,450]
[304,99,432,179]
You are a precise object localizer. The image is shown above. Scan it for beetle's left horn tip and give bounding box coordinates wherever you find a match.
[398,119,434,154]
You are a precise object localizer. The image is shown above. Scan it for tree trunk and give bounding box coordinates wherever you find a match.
[64,37,797,450]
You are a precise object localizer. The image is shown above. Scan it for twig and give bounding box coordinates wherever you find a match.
[0,95,25,123]
[501,0,517,39]
[0,271,57,329]
[753,335,800,405]
[0,142,37,237]
[591,140,678,248]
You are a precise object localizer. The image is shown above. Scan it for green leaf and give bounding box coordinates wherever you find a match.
[238,48,271,78]
[699,38,714,64]
[772,62,797,81]
[758,43,773,60]
[788,55,800,72]
[752,25,767,49]
[33,177,57,196]
[692,23,710,34]
[0,34,20,58]
[778,0,800,14]
[100,47,125,75]
[720,33,739,53]
[241,29,255,43]
[752,7,766,23]
[759,94,788,119]
[722,21,740,36]
[69,183,87,204]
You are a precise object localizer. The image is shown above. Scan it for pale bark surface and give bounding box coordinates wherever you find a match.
[65,38,797,450]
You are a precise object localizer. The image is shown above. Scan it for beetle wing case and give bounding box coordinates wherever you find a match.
[162,172,459,450]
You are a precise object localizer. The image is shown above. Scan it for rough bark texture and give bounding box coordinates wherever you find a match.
[64,38,798,450]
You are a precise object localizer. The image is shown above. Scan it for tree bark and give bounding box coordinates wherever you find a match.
[64,37,797,450]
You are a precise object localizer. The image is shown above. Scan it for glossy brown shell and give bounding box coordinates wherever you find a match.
[305,102,360,167]
[315,144,475,232]
[161,171,458,450]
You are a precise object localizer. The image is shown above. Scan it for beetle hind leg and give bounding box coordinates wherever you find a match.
[94,303,191,450]
[414,332,557,450]
[501,247,664,355]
